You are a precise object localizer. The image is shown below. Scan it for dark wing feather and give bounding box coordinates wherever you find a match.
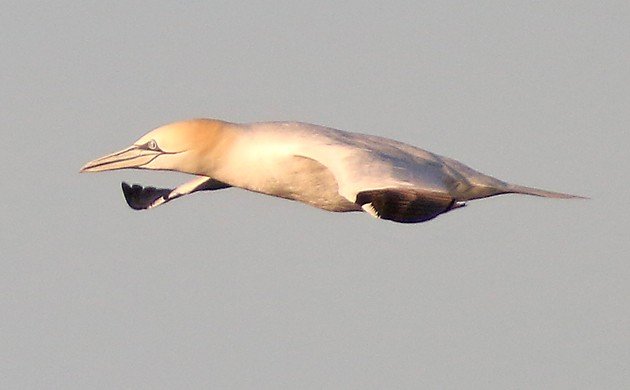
[121,178,231,210]
[355,188,464,223]
[121,182,172,210]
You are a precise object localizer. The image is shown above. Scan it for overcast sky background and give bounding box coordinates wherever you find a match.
[2,2,628,388]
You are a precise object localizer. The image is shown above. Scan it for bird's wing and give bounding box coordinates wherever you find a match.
[293,129,453,203]
[242,122,459,205]
[121,176,230,210]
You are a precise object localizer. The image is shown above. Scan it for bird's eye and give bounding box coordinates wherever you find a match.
[148,140,158,150]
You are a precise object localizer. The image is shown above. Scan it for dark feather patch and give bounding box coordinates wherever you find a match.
[121,182,172,210]
[355,188,462,223]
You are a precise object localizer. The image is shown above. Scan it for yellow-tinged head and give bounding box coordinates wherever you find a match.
[80,119,234,175]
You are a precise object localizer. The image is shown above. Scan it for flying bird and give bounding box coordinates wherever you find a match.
[80,119,584,223]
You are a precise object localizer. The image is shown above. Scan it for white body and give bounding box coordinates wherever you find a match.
[81,119,583,223]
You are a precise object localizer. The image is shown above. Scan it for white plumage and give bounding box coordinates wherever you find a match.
[81,119,584,223]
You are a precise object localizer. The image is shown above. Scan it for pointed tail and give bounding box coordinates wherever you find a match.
[439,156,588,200]
[502,183,588,199]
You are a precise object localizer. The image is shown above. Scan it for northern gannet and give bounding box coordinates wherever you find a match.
[80,119,584,223]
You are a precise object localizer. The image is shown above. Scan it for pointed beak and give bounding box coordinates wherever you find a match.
[80,145,161,173]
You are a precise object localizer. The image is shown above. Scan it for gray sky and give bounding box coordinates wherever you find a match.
[2,2,629,388]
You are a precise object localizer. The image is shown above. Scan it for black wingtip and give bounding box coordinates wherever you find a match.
[121,182,171,210]
[356,188,459,223]
[121,182,147,210]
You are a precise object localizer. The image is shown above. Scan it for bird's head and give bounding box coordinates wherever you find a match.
[80,119,232,175]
